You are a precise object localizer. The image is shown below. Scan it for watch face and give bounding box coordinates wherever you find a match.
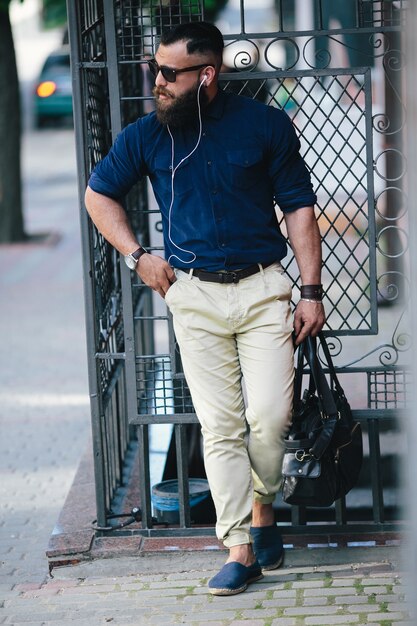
[124,255,137,270]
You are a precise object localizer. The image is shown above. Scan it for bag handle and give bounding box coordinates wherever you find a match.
[317,332,347,400]
[292,335,339,459]
[293,338,309,413]
[305,336,338,416]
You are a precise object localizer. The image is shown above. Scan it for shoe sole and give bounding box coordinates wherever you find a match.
[261,552,284,572]
[209,573,264,596]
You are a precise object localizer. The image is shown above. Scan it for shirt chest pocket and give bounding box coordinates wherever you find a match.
[226,149,264,190]
[153,155,194,195]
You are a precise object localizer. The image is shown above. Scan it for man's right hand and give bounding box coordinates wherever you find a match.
[136,254,176,298]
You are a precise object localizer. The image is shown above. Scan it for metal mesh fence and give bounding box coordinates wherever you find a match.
[69,0,409,534]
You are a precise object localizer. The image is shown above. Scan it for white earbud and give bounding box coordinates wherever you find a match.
[200,74,208,85]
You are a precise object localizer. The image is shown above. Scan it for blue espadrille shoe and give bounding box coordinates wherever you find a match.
[250,525,284,571]
[208,561,263,596]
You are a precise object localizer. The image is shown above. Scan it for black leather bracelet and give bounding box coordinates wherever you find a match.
[300,284,323,301]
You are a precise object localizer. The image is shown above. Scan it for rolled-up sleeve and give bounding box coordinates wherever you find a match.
[88,120,145,199]
[267,107,317,213]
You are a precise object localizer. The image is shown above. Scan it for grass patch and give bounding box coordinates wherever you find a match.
[354,579,365,594]
[295,588,304,607]
[323,573,333,588]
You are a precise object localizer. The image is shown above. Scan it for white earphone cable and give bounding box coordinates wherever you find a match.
[166,77,206,265]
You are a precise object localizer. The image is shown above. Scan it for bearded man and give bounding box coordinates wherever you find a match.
[85,21,325,596]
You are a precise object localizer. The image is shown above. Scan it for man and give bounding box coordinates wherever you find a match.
[85,21,325,595]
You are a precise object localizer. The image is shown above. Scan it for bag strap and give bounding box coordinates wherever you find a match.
[304,336,337,418]
[317,332,347,400]
[297,336,339,459]
[293,338,307,413]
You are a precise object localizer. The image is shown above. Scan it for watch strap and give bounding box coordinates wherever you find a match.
[130,246,148,262]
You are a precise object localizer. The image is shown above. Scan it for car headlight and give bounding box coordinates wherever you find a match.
[36,81,57,98]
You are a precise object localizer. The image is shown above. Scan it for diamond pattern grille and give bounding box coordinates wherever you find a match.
[223,70,374,334]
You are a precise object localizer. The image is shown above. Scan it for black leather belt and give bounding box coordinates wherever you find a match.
[183,262,274,284]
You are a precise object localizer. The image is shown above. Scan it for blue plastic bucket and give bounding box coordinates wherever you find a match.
[151,478,212,524]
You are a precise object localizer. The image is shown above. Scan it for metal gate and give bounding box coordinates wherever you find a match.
[67,0,409,537]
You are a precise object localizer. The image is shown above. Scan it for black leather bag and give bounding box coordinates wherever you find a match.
[282,333,363,507]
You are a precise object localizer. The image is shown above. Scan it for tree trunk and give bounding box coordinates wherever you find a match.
[0,8,26,242]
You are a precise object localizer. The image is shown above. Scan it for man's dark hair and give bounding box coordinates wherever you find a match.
[160,21,224,62]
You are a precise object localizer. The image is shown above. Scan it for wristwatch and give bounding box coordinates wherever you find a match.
[124,246,148,270]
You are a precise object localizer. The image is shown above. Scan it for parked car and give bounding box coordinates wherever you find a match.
[33,45,73,128]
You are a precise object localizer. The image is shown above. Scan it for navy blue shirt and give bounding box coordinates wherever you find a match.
[88,89,317,271]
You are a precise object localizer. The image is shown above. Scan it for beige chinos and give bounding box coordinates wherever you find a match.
[165,262,294,548]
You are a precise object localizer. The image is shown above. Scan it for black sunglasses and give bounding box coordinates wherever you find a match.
[147,58,208,83]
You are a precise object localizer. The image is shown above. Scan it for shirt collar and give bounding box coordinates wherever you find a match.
[204,88,226,120]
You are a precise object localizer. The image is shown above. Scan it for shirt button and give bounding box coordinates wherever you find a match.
[207,161,212,166]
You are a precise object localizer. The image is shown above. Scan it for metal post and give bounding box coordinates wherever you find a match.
[405,3,417,619]
[294,0,314,69]
[66,0,108,529]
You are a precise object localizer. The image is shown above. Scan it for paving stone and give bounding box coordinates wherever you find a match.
[334,595,369,604]
[228,621,265,626]
[387,602,410,612]
[304,586,357,596]
[374,611,409,620]
[240,608,279,618]
[184,610,239,621]
[263,598,297,607]
[272,590,297,598]
[346,604,381,612]
[361,586,390,594]
[304,615,360,625]
[4,613,71,623]
[300,596,328,606]
[375,593,404,602]
[360,577,397,585]
[332,578,361,587]
[284,606,340,616]
[292,580,325,588]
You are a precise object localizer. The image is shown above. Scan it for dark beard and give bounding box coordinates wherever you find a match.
[154,84,208,128]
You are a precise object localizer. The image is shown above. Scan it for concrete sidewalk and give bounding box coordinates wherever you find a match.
[0,128,412,626]
[1,548,411,625]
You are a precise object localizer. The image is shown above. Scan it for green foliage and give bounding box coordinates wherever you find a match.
[0,0,22,14]
[41,0,67,28]
[0,0,66,24]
